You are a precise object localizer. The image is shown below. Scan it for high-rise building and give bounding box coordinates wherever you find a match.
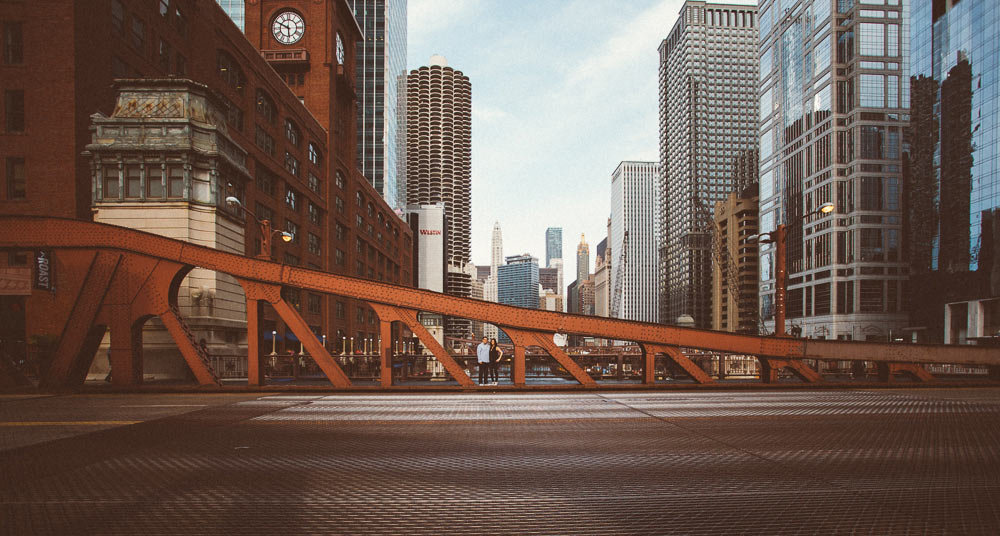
[351,0,407,210]
[575,234,590,287]
[611,161,659,322]
[539,267,559,294]
[215,0,245,31]
[498,254,539,310]
[712,184,759,333]
[758,0,909,341]
[905,0,1000,343]
[483,221,502,340]
[406,55,472,341]
[545,227,562,268]
[593,236,610,317]
[658,1,759,328]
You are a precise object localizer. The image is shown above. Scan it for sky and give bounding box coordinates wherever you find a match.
[406,0,755,275]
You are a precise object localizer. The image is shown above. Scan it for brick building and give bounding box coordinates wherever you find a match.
[0,0,412,376]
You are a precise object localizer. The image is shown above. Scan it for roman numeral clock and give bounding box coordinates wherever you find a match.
[271,10,304,45]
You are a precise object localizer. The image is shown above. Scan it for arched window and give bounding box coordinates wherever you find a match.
[308,142,321,165]
[216,50,245,93]
[256,89,275,124]
[284,118,301,146]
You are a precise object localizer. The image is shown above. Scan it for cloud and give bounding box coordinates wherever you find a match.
[408,0,478,42]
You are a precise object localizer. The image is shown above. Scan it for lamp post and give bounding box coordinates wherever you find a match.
[750,202,834,337]
[269,330,277,356]
[225,196,293,259]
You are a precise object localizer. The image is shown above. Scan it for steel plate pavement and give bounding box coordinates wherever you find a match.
[1,389,999,535]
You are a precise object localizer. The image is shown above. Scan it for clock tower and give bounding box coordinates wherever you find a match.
[244,0,361,169]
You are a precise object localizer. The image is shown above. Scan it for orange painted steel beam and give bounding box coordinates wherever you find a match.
[877,362,934,383]
[239,280,282,386]
[378,319,393,388]
[370,304,474,387]
[7,217,1000,371]
[506,328,595,387]
[158,307,222,387]
[42,251,120,388]
[645,345,714,384]
[759,358,822,383]
[642,346,656,384]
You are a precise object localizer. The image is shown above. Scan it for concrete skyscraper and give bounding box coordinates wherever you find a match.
[575,234,590,288]
[658,1,759,329]
[905,0,1000,343]
[611,161,659,323]
[758,0,909,341]
[406,56,472,341]
[483,221,502,340]
[351,0,407,210]
[545,227,564,311]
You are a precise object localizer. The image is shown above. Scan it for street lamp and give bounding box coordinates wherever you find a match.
[225,196,293,259]
[749,202,834,337]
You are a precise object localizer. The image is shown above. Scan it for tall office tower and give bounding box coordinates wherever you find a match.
[483,221,502,339]
[575,234,590,288]
[658,1,759,329]
[351,0,407,210]
[712,184,759,333]
[545,227,562,267]
[216,0,245,31]
[498,255,540,309]
[545,227,564,310]
[593,237,610,317]
[611,162,660,322]
[905,0,1000,343]
[758,0,909,341]
[406,55,472,341]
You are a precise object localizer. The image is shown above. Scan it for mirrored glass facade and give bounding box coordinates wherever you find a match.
[215,0,245,31]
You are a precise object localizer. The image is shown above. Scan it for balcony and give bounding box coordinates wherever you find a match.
[261,49,309,65]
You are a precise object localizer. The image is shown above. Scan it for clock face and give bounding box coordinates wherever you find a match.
[336,33,344,64]
[272,11,304,45]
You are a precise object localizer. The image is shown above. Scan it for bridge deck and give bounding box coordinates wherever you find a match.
[2,389,999,534]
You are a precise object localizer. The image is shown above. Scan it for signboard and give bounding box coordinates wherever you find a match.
[35,250,52,291]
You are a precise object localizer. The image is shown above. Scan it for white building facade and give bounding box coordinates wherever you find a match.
[611,161,660,323]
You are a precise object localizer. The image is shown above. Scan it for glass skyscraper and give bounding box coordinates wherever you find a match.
[758,0,909,341]
[545,227,562,268]
[905,0,1000,343]
[658,1,759,329]
[351,0,407,210]
[498,254,540,310]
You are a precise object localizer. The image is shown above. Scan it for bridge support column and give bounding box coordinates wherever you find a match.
[505,329,595,387]
[513,343,526,387]
[379,319,393,388]
[245,298,263,386]
[643,345,713,384]
[877,362,933,383]
[642,345,656,384]
[759,358,822,383]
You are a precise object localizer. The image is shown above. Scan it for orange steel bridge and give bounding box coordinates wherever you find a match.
[4,216,999,389]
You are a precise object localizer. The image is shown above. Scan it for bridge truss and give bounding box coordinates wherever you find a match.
[3,217,998,389]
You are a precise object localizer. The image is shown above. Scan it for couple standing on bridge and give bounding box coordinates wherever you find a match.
[476,337,504,386]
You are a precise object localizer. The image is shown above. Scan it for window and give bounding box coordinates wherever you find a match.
[5,90,24,132]
[255,125,274,156]
[175,6,187,37]
[308,143,321,165]
[167,164,184,198]
[281,287,301,310]
[219,95,243,131]
[256,168,276,196]
[335,223,346,241]
[102,165,119,200]
[3,22,23,65]
[356,191,363,207]
[130,17,145,51]
[860,228,883,262]
[159,0,170,17]
[255,89,275,124]
[308,233,321,255]
[335,171,345,189]
[336,301,345,319]
[307,293,321,314]
[6,157,25,199]
[356,260,364,276]
[111,0,124,34]
[284,152,299,177]
[175,53,186,77]
[217,50,245,93]
[125,164,142,198]
[307,172,320,195]
[112,56,130,78]
[308,202,321,224]
[284,252,299,266]
[285,219,299,243]
[335,196,344,214]
[356,306,365,324]
[147,164,163,198]
[285,187,298,211]
[859,74,884,107]
[335,248,344,266]
[858,22,883,56]
[284,119,300,146]
[859,280,883,312]
[158,39,171,72]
